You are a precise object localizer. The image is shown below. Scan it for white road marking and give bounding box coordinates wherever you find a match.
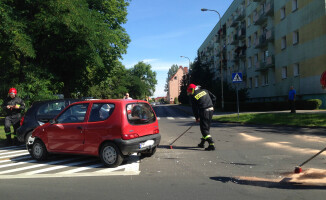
[0,157,80,175]
[22,159,98,175]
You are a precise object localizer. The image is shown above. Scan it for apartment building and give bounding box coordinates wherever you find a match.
[198,0,326,108]
[167,66,188,104]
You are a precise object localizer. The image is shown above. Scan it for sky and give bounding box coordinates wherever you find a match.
[120,0,233,98]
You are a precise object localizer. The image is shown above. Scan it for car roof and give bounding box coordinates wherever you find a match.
[31,99,80,105]
[71,99,149,105]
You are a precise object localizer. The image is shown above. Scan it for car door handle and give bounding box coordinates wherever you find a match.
[77,126,82,130]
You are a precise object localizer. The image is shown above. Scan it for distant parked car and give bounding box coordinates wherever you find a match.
[16,99,80,145]
[27,99,161,167]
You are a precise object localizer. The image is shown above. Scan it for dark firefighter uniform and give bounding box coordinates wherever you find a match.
[188,84,216,151]
[3,94,25,145]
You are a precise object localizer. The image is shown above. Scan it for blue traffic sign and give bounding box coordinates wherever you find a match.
[232,73,243,83]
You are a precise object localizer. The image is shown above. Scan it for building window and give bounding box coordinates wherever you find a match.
[280,7,286,20]
[248,36,251,47]
[249,77,252,88]
[254,76,258,87]
[293,31,299,45]
[248,57,252,68]
[281,36,287,50]
[262,73,268,86]
[282,66,287,79]
[294,63,300,76]
[292,0,298,12]
[174,76,177,80]
[254,54,258,68]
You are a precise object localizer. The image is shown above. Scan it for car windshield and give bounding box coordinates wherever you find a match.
[127,103,156,125]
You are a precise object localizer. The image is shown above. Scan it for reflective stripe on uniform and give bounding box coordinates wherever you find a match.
[202,135,212,140]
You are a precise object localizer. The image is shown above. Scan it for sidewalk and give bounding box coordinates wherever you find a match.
[175,104,326,116]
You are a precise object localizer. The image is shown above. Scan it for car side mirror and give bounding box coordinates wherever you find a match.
[50,119,57,124]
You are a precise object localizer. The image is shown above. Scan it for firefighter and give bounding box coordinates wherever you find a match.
[187,84,216,151]
[3,88,25,146]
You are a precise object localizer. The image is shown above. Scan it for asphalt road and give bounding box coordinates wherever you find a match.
[1,104,326,200]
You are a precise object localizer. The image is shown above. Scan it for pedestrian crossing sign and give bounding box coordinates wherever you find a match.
[232,73,243,83]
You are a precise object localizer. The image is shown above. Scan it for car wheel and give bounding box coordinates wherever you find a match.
[141,146,157,157]
[100,142,123,168]
[25,131,33,145]
[31,139,48,161]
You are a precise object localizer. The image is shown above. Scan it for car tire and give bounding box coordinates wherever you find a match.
[100,142,123,168]
[30,139,48,161]
[25,131,33,145]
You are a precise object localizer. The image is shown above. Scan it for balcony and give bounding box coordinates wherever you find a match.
[254,34,267,49]
[255,55,275,71]
[230,16,238,27]
[265,28,274,42]
[234,45,247,60]
[218,27,226,38]
[264,1,274,16]
[266,55,275,68]
[230,34,238,45]
[235,8,246,21]
[254,9,267,25]
[237,27,246,40]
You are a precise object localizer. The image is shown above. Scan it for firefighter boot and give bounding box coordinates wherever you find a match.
[197,138,205,148]
[205,138,215,151]
[205,144,215,151]
[5,134,12,146]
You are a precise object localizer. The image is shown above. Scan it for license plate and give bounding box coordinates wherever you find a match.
[139,140,154,149]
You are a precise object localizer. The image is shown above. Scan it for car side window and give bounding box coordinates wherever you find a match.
[127,103,156,125]
[89,103,115,122]
[57,103,89,123]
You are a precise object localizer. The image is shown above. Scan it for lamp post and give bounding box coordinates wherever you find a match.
[201,8,224,111]
[180,56,191,84]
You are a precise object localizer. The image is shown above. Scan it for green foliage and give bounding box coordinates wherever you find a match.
[0,0,130,100]
[128,61,157,99]
[174,97,179,104]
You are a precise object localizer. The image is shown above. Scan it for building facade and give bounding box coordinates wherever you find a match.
[198,0,326,108]
[167,66,188,104]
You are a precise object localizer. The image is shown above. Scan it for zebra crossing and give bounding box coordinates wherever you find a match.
[0,145,140,179]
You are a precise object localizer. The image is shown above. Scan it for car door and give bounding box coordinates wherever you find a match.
[83,103,116,154]
[47,103,89,152]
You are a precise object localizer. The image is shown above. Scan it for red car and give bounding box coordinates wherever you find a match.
[27,99,160,167]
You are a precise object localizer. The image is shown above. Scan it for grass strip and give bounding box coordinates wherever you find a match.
[213,113,326,127]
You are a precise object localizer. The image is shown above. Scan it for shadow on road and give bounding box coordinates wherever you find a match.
[210,176,326,190]
[158,145,203,151]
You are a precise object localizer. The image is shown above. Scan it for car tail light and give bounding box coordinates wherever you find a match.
[20,116,25,126]
[153,129,159,134]
[122,133,140,140]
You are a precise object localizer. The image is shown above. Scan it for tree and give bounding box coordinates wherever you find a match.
[0,0,131,101]
[128,61,157,99]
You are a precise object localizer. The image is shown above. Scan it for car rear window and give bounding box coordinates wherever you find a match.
[89,103,115,122]
[37,101,66,116]
[127,103,156,125]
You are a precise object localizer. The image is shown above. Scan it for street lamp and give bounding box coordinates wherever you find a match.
[201,8,224,111]
[180,56,191,84]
